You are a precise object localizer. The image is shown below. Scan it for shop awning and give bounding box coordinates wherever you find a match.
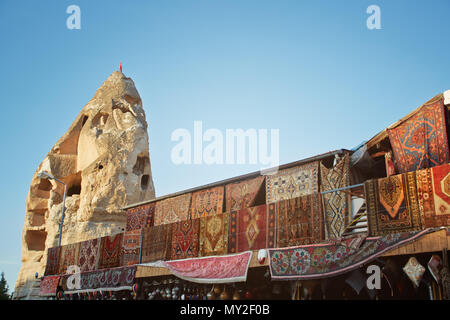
[61,266,136,294]
[137,251,255,283]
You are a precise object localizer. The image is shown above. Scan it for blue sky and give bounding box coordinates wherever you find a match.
[0,0,449,292]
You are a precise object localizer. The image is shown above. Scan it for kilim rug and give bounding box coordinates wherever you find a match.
[154,193,192,226]
[266,202,277,248]
[158,251,253,284]
[44,246,60,276]
[62,266,136,294]
[39,275,61,296]
[416,163,450,227]
[276,194,325,248]
[121,230,142,266]
[171,218,200,260]
[190,186,224,219]
[58,242,81,275]
[229,204,267,253]
[141,224,172,263]
[388,95,449,173]
[225,176,265,212]
[268,228,433,280]
[199,212,229,257]
[126,203,155,231]
[98,233,123,269]
[78,238,100,272]
[365,172,424,236]
[320,154,351,239]
[265,161,319,204]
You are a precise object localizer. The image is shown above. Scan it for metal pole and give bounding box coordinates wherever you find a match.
[139,228,144,264]
[57,180,67,247]
[320,183,364,195]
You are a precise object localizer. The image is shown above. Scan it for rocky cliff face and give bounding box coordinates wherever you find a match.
[14,71,156,299]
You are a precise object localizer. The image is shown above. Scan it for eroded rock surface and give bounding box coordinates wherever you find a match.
[14,71,155,299]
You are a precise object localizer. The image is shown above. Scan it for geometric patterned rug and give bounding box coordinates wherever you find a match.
[228,204,267,253]
[199,212,229,257]
[320,154,351,239]
[62,266,136,294]
[44,246,60,276]
[98,233,123,269]
[154,193,192,226]
[141,224,172,263]
[268,229,433,280]
[78,238,100,272]
[121,230,142,266]
[190,186,224,219]
[225,176,265,212]
[276,194,325,247]
[39,275,61,296]
[366,171,424,236]
[171,219,200,260]
[266,161,319,204]
[161,251,253,284]
[126,203,155,231]
[388,95,449,173]
[57,242,80,275]
[416,163,450,227]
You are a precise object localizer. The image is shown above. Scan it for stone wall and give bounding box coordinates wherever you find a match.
[14,71,156,299]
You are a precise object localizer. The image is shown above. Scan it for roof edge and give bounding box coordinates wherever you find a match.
[122,148,352,210]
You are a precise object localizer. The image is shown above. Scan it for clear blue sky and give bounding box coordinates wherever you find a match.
[0,0,449,292]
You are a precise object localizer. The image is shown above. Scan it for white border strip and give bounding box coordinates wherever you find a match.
[64,286,132,294]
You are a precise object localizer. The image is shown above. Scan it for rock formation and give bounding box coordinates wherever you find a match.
[14,71,156,299]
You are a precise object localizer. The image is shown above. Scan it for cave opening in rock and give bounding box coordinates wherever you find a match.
[66,172,82,196]
[25,230,47,251]
[30,210,46,227]
[92,112,109,128]
[67,184,81,196]
[141,174,149,190]
[133,155,149,175]
[38,178,52,192]
[82,115,88,127]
